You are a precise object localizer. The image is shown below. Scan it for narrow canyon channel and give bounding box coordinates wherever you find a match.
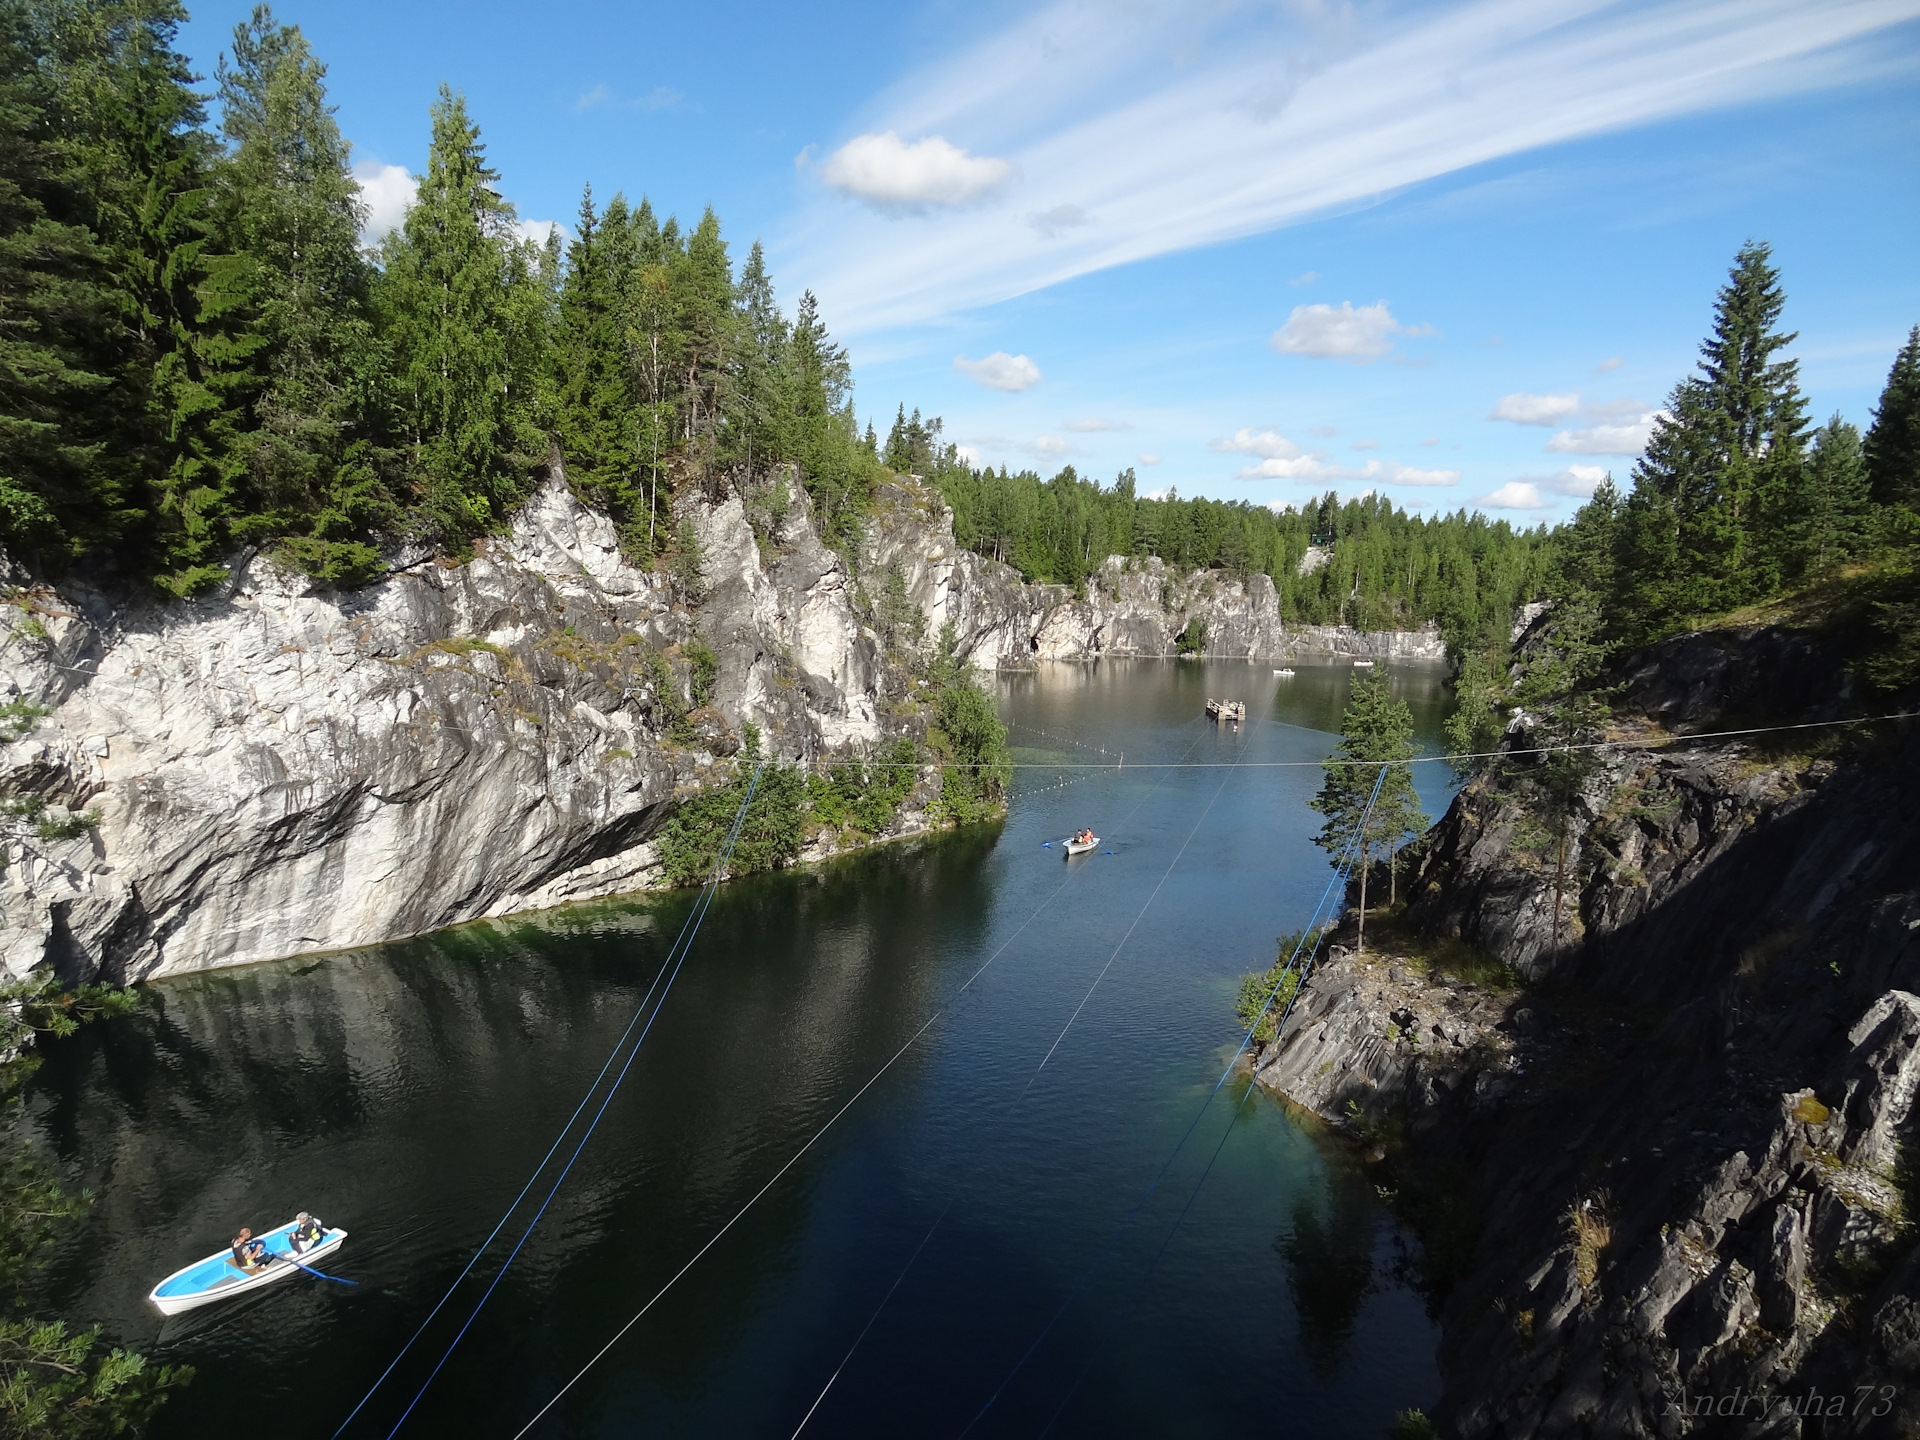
[25,658,1460,1438]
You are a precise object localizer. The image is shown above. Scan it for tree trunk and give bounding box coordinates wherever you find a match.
[1357,840,1369,959]
[1389,839,1397,908]
[1553,818,1568,951]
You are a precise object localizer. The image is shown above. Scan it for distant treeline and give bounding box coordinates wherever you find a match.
[886,410,1552,637]
[1,0,887,594]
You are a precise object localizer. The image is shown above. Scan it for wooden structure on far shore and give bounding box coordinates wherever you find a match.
[1206,698,1246,723]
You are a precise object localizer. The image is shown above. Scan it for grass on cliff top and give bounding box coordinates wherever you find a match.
[1683,554,1904,637]
[1353,905,1521,991]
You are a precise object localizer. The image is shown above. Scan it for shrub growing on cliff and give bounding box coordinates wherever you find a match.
[656,730,805,885]
[0,979,190,1433]
[806,738,917,836]
[925,624,1011,825]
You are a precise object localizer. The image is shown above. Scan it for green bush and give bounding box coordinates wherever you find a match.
[656,757,805,886]
[806,738,917,835]
[925,622,1010,825]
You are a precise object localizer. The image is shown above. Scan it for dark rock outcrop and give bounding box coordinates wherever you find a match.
[1255,623,1920,1437]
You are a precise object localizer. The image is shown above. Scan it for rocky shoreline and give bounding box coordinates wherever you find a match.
[0,472,1439,984]
[1251,624,1920,1438]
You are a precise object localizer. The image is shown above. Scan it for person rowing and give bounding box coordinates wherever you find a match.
[231,1226,268,1272]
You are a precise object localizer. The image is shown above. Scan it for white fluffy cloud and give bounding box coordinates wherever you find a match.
[1351,439,1380,451]
[955,444,986,467]
[954,352,1042,391]
[1030,204,1091,237]
[1595,356,1625,373]
[1137,453,1162,465]
[353,161,414,245]
[1491,392,1581,425]
[1477,481,1550,510]
[1238,455,1349,480]
[1210,427,1302,460]
[1271,302,1430,362]
[1385,464,1461,486]
[1065,416,1128,432]
[1029,435,1072,456]
[819,132,1014,210]
[1547,411,1666,455]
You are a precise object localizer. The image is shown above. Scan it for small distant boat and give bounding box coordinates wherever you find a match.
[1273,667,1295,677]
[1351,658,1375,667]
[147,1220,348,1315]
[1206,698,1246,722]
[1063,834,1100,856]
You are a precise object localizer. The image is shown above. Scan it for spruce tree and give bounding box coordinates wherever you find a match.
[1865,326,1920,508]
[553,184,639,514]
[1796,417,1872,574]
[0,0,131,567]
[376,86,539,544]
[1616,242,1808,638]
[216,4,390,582]
[1311,668,1425,957]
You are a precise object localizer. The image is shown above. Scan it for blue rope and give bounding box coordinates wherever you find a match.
[953,765,1386,1435]
[333,764,764,1438]
[381,764,765,1438]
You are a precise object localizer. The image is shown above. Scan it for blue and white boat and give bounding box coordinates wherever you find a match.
[147,1220,348,1315]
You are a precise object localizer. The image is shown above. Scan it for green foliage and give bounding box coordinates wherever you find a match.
[806,738,917,835]
[925,623,1010,824]
[682,639,718,709]
[32,806,98,842]
[670,517,706,597]
[655,757,805,886]
[925,454,1549,633]
[1174,615,1209,655]
[0,976,190,1434]
[1387,1409,1440,1440]
[0,699,49,742]
[1311,669,1427,938]
[1236,931,1322,1042]
[1866,326,1920,508]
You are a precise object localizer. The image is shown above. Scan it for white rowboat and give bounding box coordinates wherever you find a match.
[147,1220,348,1315]
[1063,835,1100,856]
[1273,668,1295,676]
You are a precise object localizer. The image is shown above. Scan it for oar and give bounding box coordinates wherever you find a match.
[274,1253,358,1286]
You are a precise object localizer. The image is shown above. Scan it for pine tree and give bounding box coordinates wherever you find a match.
[216,4,390,582]
[1865,326,1920,509]
[376,86,539,544]
[729,237,788,478]
[1617,242,1808,638]
[1311,668,1425,957]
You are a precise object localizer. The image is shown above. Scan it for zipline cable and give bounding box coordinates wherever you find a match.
[953,767,1387,1436]
[383,766,767,1438]
[1036,886,1359,1435]
[513,719,1219,1439]
[1023,716,1254,1092]
[330,776,759,1438]
[781,719,1219,1434]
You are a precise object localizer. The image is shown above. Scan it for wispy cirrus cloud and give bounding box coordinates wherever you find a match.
[575,83,681,113]
[783,0,1918,333]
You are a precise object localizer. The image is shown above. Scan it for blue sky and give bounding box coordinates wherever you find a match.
[178,0,1920,523]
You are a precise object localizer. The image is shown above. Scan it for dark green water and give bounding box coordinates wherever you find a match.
[26,658,1456,1438]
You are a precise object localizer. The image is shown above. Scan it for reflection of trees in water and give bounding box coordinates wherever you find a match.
[1276,1168,1379,1377]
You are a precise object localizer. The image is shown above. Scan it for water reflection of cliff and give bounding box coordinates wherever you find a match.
[25,827,1000,1438]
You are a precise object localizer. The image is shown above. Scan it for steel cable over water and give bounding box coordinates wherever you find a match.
[954,765,1388,1437]
[511,720,1219,1438]
[333,765,766,1438]
[785,718,1219,1436]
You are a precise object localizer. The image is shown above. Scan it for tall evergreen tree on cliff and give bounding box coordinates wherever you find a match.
[376,86,541,545]
[1865,325,1920,509]
[216,4,391,581]
[1796,417,1873,574]
[0,0,131,568]
[42,0,258,592]
[553,185,639,514]
[1615,242,1808,641]
[1311,668,1425,956]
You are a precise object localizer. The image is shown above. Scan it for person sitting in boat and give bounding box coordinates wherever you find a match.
[289,1212,324,1254]
[231,1226,268,1271]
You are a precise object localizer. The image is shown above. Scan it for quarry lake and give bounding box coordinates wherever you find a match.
[26,658,1460,1438]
